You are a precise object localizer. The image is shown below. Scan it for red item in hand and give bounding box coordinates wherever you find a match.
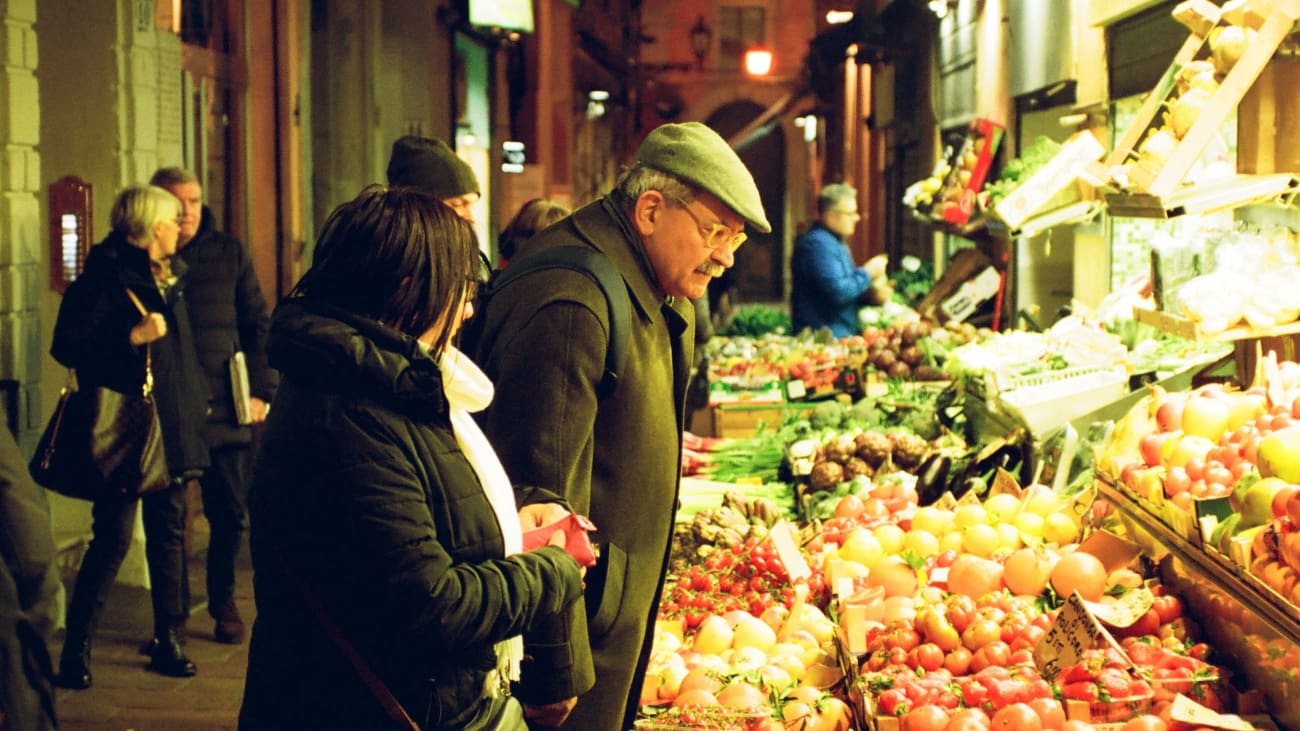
[521,514,598,567]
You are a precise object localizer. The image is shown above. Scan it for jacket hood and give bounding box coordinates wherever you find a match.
[267,298,449,419]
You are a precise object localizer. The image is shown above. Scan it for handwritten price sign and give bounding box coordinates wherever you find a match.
[1033,591,1133,681]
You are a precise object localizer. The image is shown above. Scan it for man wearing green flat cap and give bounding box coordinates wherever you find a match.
[468,122,768,730]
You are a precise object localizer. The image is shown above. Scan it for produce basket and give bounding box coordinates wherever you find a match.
[987,367,1130,437]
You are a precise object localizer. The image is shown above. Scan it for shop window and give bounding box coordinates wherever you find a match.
[719,6,765,72]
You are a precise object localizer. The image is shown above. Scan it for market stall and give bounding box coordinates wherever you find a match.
[638,1,1300,727]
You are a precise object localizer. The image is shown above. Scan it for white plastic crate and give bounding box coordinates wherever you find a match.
[996,367,1129,436]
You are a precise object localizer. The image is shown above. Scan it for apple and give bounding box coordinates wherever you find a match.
[1274,485,1300,519]
[1164,434,1217,469]
[1156,397,1186,433]
[1140,432,1174,467]
[1260,426,1300,483]
[1227,392,1269,431]
[1288,489,1300,527]
[1182,395,1232,441]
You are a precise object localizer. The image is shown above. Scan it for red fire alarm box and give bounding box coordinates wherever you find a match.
[48,176,92,293]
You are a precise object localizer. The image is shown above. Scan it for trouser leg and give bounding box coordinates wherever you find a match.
[58,495,136,688]
[200,445,250,607]
[141,480,189,629]
[64,496,137,640]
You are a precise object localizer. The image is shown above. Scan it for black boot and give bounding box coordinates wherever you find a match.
[56,634,93,690]
[148,625,197,678]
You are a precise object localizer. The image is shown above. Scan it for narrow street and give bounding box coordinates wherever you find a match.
[52,526,253,730]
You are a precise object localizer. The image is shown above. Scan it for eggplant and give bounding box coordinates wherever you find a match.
[915,454,952,506]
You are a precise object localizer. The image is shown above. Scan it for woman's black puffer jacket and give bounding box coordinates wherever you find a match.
[239,298,583,730]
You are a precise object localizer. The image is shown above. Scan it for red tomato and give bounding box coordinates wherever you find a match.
[833,494,866,520]
[1027,698,1066,731]
[1120,715,1167,731]
[991,703,1042,731]
[913,643,945,672]
[903,706,953,731]
[1152,595,1183,624]
[943,646,973,676]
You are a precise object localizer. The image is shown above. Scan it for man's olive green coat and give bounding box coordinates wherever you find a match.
[470,195,693,730]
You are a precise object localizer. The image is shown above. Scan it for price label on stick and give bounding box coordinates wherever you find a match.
[1033,591,1132,681]
[1171,694,1256,731]
[767,521,811,582]
[1085,586,1154,629]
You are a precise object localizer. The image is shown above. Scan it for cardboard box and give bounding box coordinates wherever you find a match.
[915,248,994,322]
[992,130,1105,231]
[938,266,1002,324]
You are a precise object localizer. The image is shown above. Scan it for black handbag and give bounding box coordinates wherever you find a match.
[29,289,170,501]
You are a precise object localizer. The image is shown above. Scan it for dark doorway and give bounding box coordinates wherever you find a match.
[706,102,786,302]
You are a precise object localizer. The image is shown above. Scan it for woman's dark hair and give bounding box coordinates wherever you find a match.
[498,198,570,262]
[291,186,478,354]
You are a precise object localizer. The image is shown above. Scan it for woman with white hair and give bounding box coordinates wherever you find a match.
[52,184,210,687]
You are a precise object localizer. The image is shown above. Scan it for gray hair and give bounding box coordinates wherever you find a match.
[616,166,696,205]
[111,185,181,244]
[817,183,857,215]
[149,166,199,188]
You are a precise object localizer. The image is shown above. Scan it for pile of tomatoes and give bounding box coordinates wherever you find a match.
[658,537,830,628]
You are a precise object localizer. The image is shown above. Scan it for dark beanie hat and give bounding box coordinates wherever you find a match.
[386,136,480,200]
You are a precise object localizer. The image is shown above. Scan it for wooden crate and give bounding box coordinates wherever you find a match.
[1238,54,1300,175]
[1106,0,1300,197]
[709,403,812,439]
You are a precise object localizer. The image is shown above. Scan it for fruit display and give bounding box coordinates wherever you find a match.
[641,452,1260,731]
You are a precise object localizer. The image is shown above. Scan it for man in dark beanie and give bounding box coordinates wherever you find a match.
[386,135,481,223]
[468,121,768,730]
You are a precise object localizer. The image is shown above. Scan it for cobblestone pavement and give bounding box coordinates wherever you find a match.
[52,530,253,731]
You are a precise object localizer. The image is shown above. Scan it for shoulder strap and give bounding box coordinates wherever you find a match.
[124,288,155,397]
[280,553,419,731]
[485,246,630,398]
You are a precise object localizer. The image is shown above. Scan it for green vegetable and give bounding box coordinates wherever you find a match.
[809,401,846,430]
[722,305,792,337]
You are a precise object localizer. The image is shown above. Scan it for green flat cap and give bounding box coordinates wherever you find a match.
[636,122,771,233]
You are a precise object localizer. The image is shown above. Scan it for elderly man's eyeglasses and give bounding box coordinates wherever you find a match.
[666,197,747,253]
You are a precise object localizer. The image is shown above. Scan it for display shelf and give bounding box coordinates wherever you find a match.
[1133,305,1300,342]
[985,200,1104,240]
[1104,174,1299,220]
[1096,479,1300,647]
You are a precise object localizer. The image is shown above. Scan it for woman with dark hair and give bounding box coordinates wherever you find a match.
[52,184,210,687]
[239,187,586,730]
[497,198,570,268]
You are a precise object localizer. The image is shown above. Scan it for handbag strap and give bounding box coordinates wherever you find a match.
[279,553,420,731]
[123,288,155,397]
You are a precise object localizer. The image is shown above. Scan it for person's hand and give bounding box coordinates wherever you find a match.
[522,697,578,727]
[519,502,571,530]
[249,397,270,424]
[864,254,889,281]
[129,313,168,345]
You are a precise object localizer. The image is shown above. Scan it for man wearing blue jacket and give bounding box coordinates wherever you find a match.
[791,183,889,337]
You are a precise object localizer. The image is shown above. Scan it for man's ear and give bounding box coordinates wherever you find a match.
[631,191,666,237]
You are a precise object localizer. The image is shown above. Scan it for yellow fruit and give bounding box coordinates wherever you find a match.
[962,524,1001,558]
[903,529,940,559]
[838,529,883,569]
[954,504,989,529]
[873,524,906,556]
[1258,427,1300,483]
[1043,512,1079,545]
[1013,512,1045,538]
[984,493,1021,524]
[911,506,954,536]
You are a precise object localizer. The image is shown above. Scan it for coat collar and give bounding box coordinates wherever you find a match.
[267,298,449,420]
[565,193,680,328]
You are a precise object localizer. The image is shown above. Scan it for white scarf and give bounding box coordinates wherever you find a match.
[437,345,524,695]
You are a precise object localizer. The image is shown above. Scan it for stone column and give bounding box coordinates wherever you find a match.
[0,0,43,447]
